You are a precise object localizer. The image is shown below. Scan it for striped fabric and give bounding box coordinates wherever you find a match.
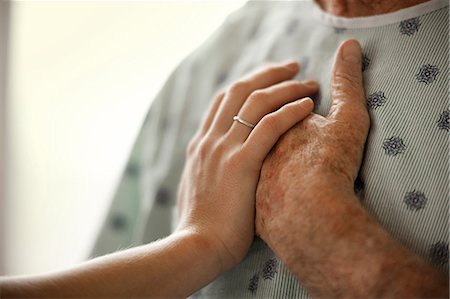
[91,1,449,297]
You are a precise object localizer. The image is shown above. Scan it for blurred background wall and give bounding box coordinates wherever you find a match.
[0,0,10,276]
[4,0,246,276]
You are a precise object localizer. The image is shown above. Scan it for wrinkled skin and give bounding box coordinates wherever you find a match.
[255,112,370,243]
[255,39,370,250]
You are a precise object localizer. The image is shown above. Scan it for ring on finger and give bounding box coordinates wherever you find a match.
[233,115,256,129]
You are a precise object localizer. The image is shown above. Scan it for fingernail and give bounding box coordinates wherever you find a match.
[303,80,318,88]
[342,40,361,64]
[284,60,299,71]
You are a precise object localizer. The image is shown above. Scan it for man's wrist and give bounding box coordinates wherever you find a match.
[264,185,448,298]
[259,171,383,296]
[270,186,366,260]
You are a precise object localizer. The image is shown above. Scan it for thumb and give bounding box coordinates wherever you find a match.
[327,39,367,124]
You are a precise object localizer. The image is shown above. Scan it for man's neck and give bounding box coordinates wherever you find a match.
[314,0,430,17]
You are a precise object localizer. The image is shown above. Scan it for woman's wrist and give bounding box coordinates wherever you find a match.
[173,225,238,275]
[0,229,228,298]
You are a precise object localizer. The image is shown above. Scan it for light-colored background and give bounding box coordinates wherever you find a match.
[3,0,246,276]
[0,0,10,276]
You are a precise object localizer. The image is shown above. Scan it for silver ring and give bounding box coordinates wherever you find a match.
[233,115,255,129]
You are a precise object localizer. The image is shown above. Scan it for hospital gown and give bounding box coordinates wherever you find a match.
[92,1,449,297]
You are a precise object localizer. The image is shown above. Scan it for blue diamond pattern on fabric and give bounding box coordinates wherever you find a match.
[404,190,427,211]
[248,23,259,40]
[125,163,139,177]
[262,258,278,280]
[362,54,370,72]
[216,72,228,86]
[437,109,450,131]
[383,136,406,156]
[110,214,127,231]
[285,19,299,35]
[248,274,259,294]
[429,242,449,266]
[155,187,170,205]
[367,91,386,109]
[416,64,439,84]
[399,17,421,36]
[333,27,346,34]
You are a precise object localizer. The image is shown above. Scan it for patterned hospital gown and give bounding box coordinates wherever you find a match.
[91,1,449,297]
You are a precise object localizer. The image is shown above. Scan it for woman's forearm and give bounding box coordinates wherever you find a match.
[1,229,223,298]
[2,60,318,298]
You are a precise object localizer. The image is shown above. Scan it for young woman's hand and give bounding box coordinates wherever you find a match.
[175,61,318,272]
[0,62,318,299]
[0,61,318,299]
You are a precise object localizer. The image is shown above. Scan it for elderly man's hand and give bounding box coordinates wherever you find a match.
[255,39,448,298]
[256,39,369,250]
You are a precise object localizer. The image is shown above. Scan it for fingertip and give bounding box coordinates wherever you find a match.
[298,97,314,112]
[340,39,362,64]
[302,80,319,89]
[282,59,300,72]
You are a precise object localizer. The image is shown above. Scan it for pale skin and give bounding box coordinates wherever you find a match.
[2,1,448,298]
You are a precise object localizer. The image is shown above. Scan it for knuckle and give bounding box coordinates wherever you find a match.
[186,137,198,156]
[279,103,298,120]
[260,114,280,135]
[224,150,242,170]
[210,139,227,159]
[269,103,296,125]
[228,80,250,95]
[248,90,269,103]
[197,138,214,160]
